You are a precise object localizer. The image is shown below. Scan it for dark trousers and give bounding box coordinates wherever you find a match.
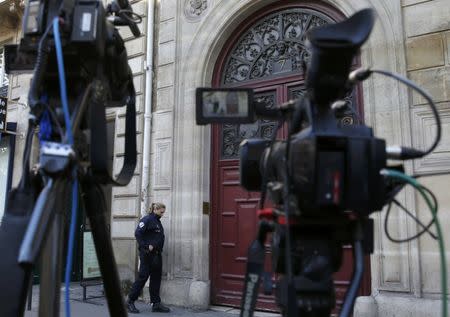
[128,251,162,303]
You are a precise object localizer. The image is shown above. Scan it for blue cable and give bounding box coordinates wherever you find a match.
[53,18,73,145]
[53,17,77,317]
[38,110,52,142]
[64,179,78,317]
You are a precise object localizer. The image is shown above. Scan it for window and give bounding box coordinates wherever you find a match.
[0,47,9,97]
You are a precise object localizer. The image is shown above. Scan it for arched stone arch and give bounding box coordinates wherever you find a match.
[173,0,414,312]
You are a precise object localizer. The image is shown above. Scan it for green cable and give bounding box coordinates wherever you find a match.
[383,169,447,317]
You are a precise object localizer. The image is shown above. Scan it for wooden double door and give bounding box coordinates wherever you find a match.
[209,2,370,312]
[210,84,370,312]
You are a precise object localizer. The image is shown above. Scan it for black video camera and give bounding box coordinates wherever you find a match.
[5,0,139,184]
[196,9,392,317]
[6,0,141,109]
[0,1,140,316]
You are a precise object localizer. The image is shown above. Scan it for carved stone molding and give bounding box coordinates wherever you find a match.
[411,103,450,173]
[153,140,172,189]
[184,0,209,21]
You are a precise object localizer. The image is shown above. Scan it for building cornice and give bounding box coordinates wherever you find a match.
[0,0,24,29]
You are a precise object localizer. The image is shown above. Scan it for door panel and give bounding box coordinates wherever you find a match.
[214,163,277,309]
[212,87,282,310]
[211,82,371,312]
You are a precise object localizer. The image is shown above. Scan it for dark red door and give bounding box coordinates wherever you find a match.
[210,1,370,312]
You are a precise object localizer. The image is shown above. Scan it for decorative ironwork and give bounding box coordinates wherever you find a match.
[287,85,361,128]
[222,9,332,84]
[335,89,360,126]
[221,92,277,159]
[288,86,306,100]
[184,0,208,20]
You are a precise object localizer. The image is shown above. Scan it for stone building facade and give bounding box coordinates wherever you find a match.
[1,0,450,316]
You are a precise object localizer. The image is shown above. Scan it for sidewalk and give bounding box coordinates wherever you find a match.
[24,283,281,317]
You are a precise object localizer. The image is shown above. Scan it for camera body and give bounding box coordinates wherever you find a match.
[241,117,387,216]
[6,0,137,108]
[4,0,139,187]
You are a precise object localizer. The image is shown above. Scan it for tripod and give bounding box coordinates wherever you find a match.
[240,209,367,317]
[0,79,136,317]
[0,39,137,317]
[0,0,140,315]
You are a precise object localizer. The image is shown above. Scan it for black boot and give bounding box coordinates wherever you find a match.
[127,299,140,314]
[152,302,170,313]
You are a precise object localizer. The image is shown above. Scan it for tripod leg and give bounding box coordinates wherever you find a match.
[27,275,32,311]
[339,221,365,317]
[38,209,64,317]
[82,181,127,317]
[37,179,69,317]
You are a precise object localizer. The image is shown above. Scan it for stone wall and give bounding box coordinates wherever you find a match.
[111,0,147,284]
[154,0,449,314]
[404,0,450,308]
[356,0,450,316]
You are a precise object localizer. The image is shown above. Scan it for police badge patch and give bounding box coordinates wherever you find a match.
[139,222,145,228]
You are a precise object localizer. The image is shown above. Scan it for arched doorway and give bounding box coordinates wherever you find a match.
[210,1,370,312]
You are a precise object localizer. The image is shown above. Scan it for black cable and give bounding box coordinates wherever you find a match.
[384,184,438,243]
[71,83,94,134]
[118,10,142,23]
[43,104,64,138]
[259,119,284,209]
[281,97,304,317]
[18,119,36,190]
[28,22,53,115]
[339,225,364,317]
[94,182,108,217]
[371,69,441,158]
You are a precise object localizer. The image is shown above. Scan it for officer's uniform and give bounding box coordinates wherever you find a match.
[128,213,165,304]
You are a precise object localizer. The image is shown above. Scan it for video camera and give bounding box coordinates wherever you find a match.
[4,0,140,186]
[6,0,141,114]
[0,0,140,316]
[196,8,444,317]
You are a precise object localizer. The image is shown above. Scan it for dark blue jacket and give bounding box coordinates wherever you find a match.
[135,213,165,253]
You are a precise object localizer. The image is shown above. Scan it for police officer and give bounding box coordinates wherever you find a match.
[127,203,170,314]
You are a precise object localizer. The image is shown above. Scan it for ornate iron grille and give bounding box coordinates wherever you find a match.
[219,8,334,159]
[222,9,333,85]
[221,92,277,159]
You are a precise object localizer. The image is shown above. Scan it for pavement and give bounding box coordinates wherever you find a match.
[23,283,281,317]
